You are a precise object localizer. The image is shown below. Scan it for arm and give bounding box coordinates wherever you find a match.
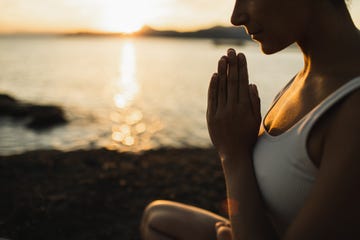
[207,49,278,240]
[283,90,360,239]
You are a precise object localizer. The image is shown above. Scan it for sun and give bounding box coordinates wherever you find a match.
[96,1,149,34]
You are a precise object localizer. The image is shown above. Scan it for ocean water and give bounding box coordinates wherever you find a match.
[0,36,303,155]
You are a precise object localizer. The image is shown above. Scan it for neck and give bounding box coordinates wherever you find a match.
[296,2,360,82]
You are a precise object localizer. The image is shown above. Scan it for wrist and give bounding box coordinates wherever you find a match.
[220,150,254,173]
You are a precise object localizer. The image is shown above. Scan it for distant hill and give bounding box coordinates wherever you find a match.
[65,25,251,41]
[137,25,250,40]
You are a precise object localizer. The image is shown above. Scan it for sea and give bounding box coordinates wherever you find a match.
[0,36,303,155]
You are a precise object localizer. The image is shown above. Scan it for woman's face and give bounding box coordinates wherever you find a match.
[231,0,313,54]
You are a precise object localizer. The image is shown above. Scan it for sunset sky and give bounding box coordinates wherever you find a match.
[1,0,360,34]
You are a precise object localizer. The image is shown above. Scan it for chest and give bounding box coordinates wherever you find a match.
[263,89,326,167]
[253,131,318,234]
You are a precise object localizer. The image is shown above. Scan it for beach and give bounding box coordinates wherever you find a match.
[0,147,227,240]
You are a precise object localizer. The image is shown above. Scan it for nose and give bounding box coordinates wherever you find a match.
[231,1,249,26]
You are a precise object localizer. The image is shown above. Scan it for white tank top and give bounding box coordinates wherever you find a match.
[253,76,360,235]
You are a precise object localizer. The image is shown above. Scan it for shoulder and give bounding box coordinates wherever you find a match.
[299,88,360,238]
[308,79,360,167]
[323,87,360,158]
[307,82,360,166]
[326,87,360,141]
[287,87,360,240]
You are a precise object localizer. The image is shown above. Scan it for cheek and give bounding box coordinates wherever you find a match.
[265,8,308,44]
[247,1,306,53]
[248,0,259,15]
[263,14,303,51]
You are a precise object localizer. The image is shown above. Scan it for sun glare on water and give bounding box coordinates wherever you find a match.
[97,0,150,34]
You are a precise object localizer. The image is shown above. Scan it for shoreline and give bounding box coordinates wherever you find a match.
[0,147,227,240]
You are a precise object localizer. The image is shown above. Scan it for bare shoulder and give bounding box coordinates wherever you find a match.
[322,87,360,167]
[308,85,360,166]
[325,87,360,146]
[285,88,360,240]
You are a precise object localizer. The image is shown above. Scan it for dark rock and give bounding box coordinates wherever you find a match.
[0,93,28,117]
[0,93,16,102]
[26,105,67,129]
[0,93,67,129]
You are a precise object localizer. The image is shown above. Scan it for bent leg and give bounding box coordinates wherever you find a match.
[140,200,229,240]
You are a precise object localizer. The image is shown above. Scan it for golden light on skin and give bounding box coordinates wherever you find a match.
[95,0,150,33]
[220,198,240,216]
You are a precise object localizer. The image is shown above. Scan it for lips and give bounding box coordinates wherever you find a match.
[242,25,263,39]
[248,30,262,40]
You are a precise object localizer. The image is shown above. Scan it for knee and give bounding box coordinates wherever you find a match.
[140,200,172,238]
[141,200,173,226]
[141,200,163,226]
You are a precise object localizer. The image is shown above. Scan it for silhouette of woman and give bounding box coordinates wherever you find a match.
[141,0,360,239]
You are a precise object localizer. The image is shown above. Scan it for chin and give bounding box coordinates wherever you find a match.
[258,40,294,55]
[260,45,279,55]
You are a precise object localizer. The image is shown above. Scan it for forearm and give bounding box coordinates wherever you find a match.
[222,152,278,240]
[206,48,276,239]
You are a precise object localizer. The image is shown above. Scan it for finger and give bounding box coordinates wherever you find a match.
[227,48,239,103]
[218,56,228,107]
[207,73,219,118]
[215,221,228,229]
[249,84,262,122]
[216,226,233,240]
[215,222,223,230]
[237,53,250,104]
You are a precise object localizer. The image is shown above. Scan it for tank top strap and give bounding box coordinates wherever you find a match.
[297,76,360,142]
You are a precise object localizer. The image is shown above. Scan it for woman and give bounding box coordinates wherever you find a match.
[140,0,360,239]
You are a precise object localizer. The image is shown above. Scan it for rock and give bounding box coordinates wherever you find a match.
[0,93,16,102]
[0,93,28,117]
[0,93,67,130]
[26,105,67,129]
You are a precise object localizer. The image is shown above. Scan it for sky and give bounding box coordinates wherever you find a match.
[0,0,359,34]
